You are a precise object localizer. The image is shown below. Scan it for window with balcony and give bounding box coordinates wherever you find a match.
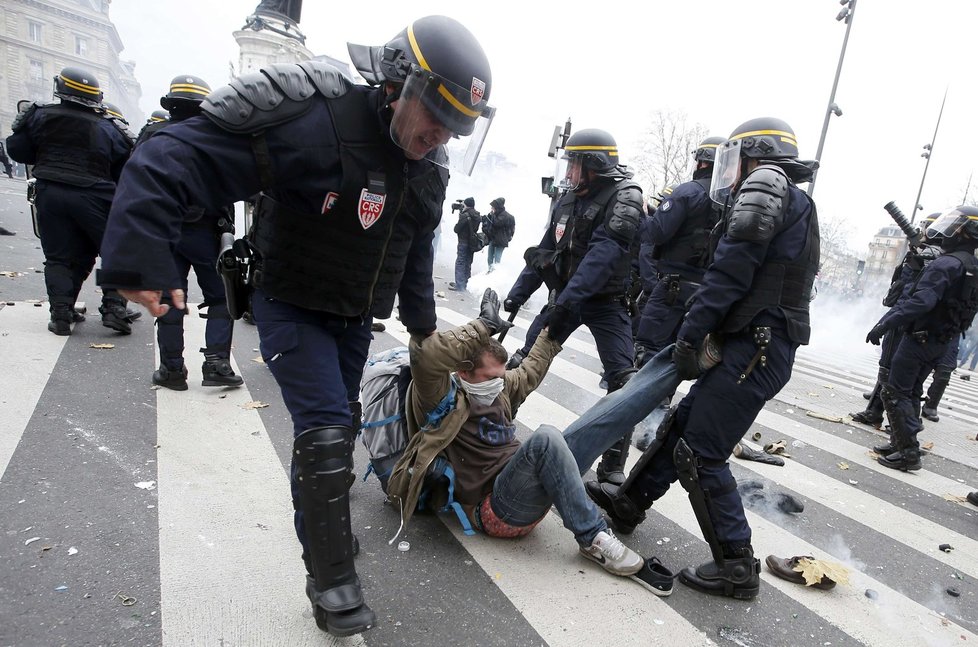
[29,21,42,43]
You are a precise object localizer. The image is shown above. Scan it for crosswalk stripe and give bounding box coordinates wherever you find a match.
[156,308,361,644]
[0,303,69,478]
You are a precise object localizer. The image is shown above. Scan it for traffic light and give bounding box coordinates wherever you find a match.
[856,260,865,275]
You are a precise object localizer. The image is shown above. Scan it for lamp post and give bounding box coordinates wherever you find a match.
[909,88,948,223]
[807,0,857,197]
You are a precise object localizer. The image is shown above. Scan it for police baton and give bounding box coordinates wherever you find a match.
[496,308,519,343]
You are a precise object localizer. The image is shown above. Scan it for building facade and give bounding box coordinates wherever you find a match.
[865,224,907,284]
[0,0,143,133]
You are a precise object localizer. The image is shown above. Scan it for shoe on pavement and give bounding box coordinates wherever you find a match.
[99,303,132,335]
[850,410,883,427]
[580,530,643,576]
[371,321,386,332]
[153,365,189,391]
[871,441,895,455]
[630,556,674,596]
[921,406,939,423]
[201,358,243,387]
[585,480,646,535]
[877,449,921,472]
[679,548,761,600]
[0,226,15,236]
[765,554,836,590]
[967,491,978,507]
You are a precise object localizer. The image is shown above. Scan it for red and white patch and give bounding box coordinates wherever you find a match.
[321,191,339,214]
[470,77,486,106]
[358,189,386,229]
[555,222,566,243]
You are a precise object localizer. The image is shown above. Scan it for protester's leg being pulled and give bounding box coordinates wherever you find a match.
[294,425,375,636]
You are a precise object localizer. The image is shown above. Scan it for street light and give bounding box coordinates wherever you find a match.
[909,89,948,223]
[807,0,857,197]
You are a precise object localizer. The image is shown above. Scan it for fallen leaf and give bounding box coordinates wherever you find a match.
[807,411,845,423]
[89,343,115,349]
[807,392,820,397]
[241,401,270,410]
[838,462,850,470]
[867,450,881,459]
[943,493,968,503]
[251,356,265,364]
[822,384,835,389]
[793,557,851,587]
[921,441,934,450]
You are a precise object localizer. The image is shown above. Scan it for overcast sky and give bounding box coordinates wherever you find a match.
[109,0,978,254]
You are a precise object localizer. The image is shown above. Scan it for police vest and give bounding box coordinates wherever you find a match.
[248,87,445,318]
[653,178,720,275]
[914,251,978,343]
[551,179,638,297]
[29,104,115,187]
[718,192,820,345]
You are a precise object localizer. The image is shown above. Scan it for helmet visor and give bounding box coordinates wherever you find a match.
[926,208,978,240]
[709,139,742,205]
[555,154,585,191]
[391,65,495,174]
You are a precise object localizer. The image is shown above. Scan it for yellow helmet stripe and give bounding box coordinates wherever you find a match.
[106,108,123,118]
[698,143,720,149]
[62,77,100,95]
[407,22,481,120]
[565,145,619,154]
[731,129,797,146]
[169,83,210,95]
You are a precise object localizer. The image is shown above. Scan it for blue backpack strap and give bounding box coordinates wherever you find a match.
[419,457,475,535]
[421,377,458,431]
[361,412,403,429]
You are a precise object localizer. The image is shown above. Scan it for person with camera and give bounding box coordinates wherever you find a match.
[450,196,483,291]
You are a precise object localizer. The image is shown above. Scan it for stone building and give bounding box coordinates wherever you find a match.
[865,224,906,284]
[0,0,143,133]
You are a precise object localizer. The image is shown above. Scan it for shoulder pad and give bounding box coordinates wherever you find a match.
[201,61,352,134]
[607,183,644,244]
[726,165,789,242]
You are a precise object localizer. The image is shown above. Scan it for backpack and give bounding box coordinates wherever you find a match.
[472,230,489,253]
[358,347,474,534]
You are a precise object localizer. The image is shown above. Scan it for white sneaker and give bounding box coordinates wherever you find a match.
[580,530,643,576]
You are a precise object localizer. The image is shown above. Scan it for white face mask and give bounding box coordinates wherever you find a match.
[458,376,505,407]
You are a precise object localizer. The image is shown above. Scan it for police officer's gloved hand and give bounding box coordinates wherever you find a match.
[546,304,575,344]
[478,288,513,336]
[866,323,887,346]
[673,339,702,381]
[503,298,522,314]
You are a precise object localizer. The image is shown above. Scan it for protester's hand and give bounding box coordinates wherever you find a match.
[503,298,521,314]
[546,304,575,344]
[120,288,185,318]
[673,339,702,381]
[866,324,887,346]
[478,288,513,336]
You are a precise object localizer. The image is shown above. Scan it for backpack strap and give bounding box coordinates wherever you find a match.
[419,457,475,536]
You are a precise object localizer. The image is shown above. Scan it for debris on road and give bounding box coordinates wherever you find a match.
[241,401,270,410]
[89,343,115,350]
[134,481,156,490]
[939,544,953,553]
[807,411,845,423]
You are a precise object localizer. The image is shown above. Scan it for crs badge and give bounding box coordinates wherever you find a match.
[358,189,386,229]
[659,200,672,212]
[555,222,566,243]
[321,191,339,214]
[470,77,486,106]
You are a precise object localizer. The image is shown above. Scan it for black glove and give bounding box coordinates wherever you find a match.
[503,298,521,314]
[673,339,702,381]
[478,288,513,336]
[866,323,887,346]
[546,304,575,344]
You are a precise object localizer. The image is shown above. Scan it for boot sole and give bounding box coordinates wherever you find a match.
[201,379,243,387]
[102,321,132,335]
[678,570,758,600]
[314,605,376,637]
[153,381,188,392]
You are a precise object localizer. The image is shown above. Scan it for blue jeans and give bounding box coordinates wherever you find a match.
[454,242,473,288]
[489,348,680,547]
[487,243,504,268]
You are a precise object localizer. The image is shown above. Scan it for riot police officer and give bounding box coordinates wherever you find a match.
[866,206,978,471]
[6,67,135,335]
[102,101,137,145]
[587,117,820,600]
[133,75,242,391]
[504,128,643,484]
[96,16,494,637]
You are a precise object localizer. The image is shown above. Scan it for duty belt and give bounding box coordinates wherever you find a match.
[658,273,702,306]
[737,326,772,385]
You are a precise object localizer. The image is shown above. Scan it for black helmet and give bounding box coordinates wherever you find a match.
[102,101,128,124]
[160,75,211,112]
[693,136,725,163]
[54,67,103,107]
[727,117,799,159]
[348,16,492,137]
[563,129,619,174]
[926,205,978,244]
[149,110,169,123]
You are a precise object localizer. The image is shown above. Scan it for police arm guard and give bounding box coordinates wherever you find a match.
[216,233,254,320]
[726,165,789,243]
[201,61,352,134]
[607,184,643,246]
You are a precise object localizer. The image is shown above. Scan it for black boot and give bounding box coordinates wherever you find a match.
[967,491,978,507]
[877,447,922,471]
[921,401,939,423]
[678,545,761,600]
[47,304,72,336]
[99,301,132,334]
[851,409,884,427]
[153,364,189,391]
[596,434,631,486]
[872,438,896,454]
[201,357,243,387]
[585,481,646,535]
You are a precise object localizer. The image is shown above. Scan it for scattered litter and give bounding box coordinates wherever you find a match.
[33,302,42,307]
[219,394,227,399]
[867,451,881,459]
[807,411,844,423]
[40,545,52,552]
[807,392,820,397]
[865,589,879,600]
[115,591,137,606]
[241,401,270,410]
[256,523,269,531]
[763,440,790,457]
[24,537,40,546]
[464,560,473,566]
[837,462,850,470]
[921,441,934,451]
[653,619,664,626]
[434,291,446,298]
[662,537,670,543]
[0,271,26,277]
[947,587,960,597]
[943,494,968,503]
[55,585,68,592]
[134,481,156,490]
[822,384,835,389]
[849,479,858,485]
[397,541,410,552]
[89,343,115,349]
[939,544,953,553]
[251,356,265,364]
[951,572,963,581]
[751,432,762,441]
[786,409,795,414]
[67,547,78,556]
[961,374,971,381]
[791,440,807,449]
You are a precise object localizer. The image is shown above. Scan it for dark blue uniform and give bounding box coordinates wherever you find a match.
[6,102,132,324]
[636,170,716,360]
[624,175,818,552]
